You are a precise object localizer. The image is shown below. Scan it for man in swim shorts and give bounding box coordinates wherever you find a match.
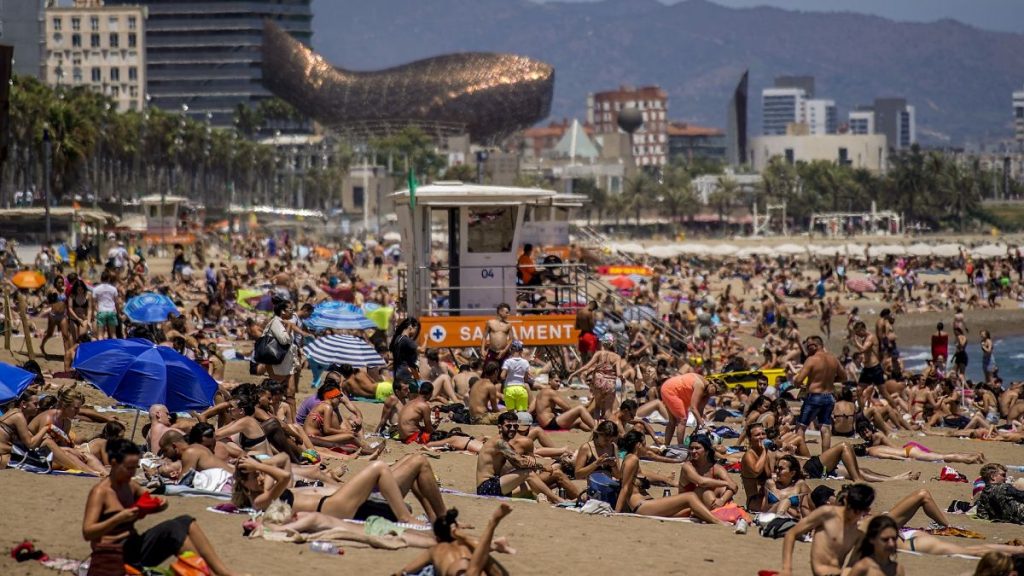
[397,381,433,445]
[500,341,532,412]
[792,335,843,451]
[474,412,564,502]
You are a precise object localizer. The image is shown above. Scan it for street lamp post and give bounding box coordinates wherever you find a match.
[43,128,52,243]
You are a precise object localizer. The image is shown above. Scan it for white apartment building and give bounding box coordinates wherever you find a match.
[43,0,147,111]
[749,133,889,173]
[762,87,806,135]
[848,110,875,135]
[803,98,837,135]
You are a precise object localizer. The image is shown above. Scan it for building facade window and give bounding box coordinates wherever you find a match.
[90,33,100,48]
[90,16,99,31]
[128,66,137,81]
[73,67,82,83]
[108,16,119,29]
[128,16,137,30]
[128,33,136,48]
[111,67,120,82]
[72,34,81,48]
[784,148,795,164]
[72,17,80,31]
[110,33,119,48]
[91,67,101,82]
[53,17,62,31]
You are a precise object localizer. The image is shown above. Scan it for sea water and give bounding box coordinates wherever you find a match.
[901,334,1024,383]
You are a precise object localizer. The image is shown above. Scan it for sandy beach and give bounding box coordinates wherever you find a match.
[2,246,1023,576]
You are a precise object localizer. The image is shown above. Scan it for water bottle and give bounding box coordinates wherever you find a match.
[734,519,749,535]
[310,541,341,555]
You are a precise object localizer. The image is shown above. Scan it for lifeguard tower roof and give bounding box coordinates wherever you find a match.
[138,194,191,205]
[392,182,560,207]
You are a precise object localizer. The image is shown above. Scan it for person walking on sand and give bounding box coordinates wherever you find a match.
[791,335,843,451]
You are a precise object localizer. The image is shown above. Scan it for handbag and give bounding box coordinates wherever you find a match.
[253,321,290,365]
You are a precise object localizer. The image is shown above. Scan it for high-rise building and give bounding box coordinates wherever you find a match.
[587,85,668,168]
[804,98,837,135]
[43,0,147,112]
[726,70,748,166]
[105,0,312,126]
[848,109,875,135]
[774,75,815,98]
[0,0,45,79]
[1013,84,1023,143]
[762,87,805,136]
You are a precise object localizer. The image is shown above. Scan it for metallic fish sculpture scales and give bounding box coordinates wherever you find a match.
[261,21,555,142]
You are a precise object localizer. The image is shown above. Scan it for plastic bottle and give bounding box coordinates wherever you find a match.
[734,519,749,535]
[310,541,342,555]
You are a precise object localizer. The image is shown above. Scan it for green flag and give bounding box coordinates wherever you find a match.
[407,168,418,209]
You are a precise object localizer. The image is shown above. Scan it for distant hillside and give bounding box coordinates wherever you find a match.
[309,0,1024,145]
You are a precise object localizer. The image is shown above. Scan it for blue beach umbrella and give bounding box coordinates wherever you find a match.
[305,301,377,331]
[124,292,179,324]
[0,361,35,403]
[72,339,217,412]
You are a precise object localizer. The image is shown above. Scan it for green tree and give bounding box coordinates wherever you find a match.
[572,178,607,224]
[660,162,697,230]
[708,175,738,232]
[624,172,659,226]
[370,126,446,181]
[443,163,476,182]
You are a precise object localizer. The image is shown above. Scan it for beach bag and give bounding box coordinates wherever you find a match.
[587,472,621,506]
[253,323,289,365]
[760,517,797,539]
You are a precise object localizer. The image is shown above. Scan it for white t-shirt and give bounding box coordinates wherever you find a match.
[93,283,118,313]
[501,357,530,388]
[108,246,128,269]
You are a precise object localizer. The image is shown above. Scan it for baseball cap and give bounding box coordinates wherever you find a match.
[516,411,533,426]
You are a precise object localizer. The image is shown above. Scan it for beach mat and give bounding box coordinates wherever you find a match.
[440,487,538,503]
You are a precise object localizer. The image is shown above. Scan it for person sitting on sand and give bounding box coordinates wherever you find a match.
[394,505,513,576]
[531,371,595,432]
[474,412,564,502]
[573,421,620,481]
[780,483,875,576]
[614,431,727,524]
[509,413,579,500]
[855,418,985,464]
[975,463,1024,525]
[26,386,108,475]
[398,381,434,445]
[82,438,246,576]
[847,515,904,576]
[232,452,445,524]
[0,392,49,468]
[678,433,737,510]
[763,454,810,519]
[377,377,412,437]
[78,421,126,469]
[303,382,373,453]
[468,362,502,425]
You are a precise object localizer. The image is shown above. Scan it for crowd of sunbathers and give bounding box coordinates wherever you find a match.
[4,236,1024,576]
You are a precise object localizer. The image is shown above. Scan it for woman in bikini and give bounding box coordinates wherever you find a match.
[614,431,728,525]
[39,290,71,355]
[573,421,620,481]
[831,386,858,437]
[66,279,92,343]
[763,455,810,519]
[396,505,513,576]
[0,393,48,468]
[740,423,775,510]
[302,382,374,454]
[78,421,126,469]
[232,451,446,524]
[855,420,985,464]
[26,386,108,475]
[567,335,622,420]
[213,396,274,456]
[678,434,737,509]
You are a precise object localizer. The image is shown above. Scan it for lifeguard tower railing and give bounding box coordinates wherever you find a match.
[396,261,689,348]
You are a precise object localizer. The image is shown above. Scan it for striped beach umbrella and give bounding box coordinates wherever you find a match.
[846,277,877,294]
[305,301,377,331]
[304,334,386,368]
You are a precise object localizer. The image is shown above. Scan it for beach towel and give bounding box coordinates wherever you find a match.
[439,487,539,503]
[936,466,968,483]
[711,502,751,524]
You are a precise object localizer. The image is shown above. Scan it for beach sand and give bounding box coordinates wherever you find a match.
[2,251,1023,576]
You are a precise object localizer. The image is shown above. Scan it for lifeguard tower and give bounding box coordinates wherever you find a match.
[139,194,196,244]
[393,182,587,318]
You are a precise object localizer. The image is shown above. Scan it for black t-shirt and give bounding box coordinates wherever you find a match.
[393,335,418,372]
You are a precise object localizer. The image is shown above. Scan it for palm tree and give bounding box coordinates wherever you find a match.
[709,175,738,233]
[660,162,697,230]
[624,172,658,227]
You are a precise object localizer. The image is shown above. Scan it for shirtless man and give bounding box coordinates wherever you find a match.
[875,309,892,361]
[575,301,599,363]
[791,336,843,451]
[338,364,391,404]
[509,413,579,499]
[158,430,233,479]
[377,378,411,436]
[851,321,884,407]
[781,483,875,576]
[147,404,184,451]
[452,360,481,403]
[420,350,459,403]
[474,411,563,503]
[531,372,595,432]
[398,381,434,445]
[482,303,513,366]
[468,362,502,425]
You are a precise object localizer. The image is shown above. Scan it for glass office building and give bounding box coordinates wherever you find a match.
[105,0,311,126]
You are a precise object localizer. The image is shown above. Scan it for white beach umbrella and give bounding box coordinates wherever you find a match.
[906,243,933,257]
[736,245,775,258]
[972,244,1009,258]
[773,243,808,256]
[932,243,963,258]
[647,245,684,259]
[708,244,738,257]
[611,242,646,255]
[873,244,906,257]
[676,243,709,255]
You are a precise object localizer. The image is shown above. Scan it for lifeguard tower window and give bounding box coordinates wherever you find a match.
[149,206,158,218]
[467,207,516,253]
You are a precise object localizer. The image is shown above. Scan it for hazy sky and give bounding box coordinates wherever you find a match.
[534,0,1024,34]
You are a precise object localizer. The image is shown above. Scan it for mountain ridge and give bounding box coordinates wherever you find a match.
[309,0,1024,145]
